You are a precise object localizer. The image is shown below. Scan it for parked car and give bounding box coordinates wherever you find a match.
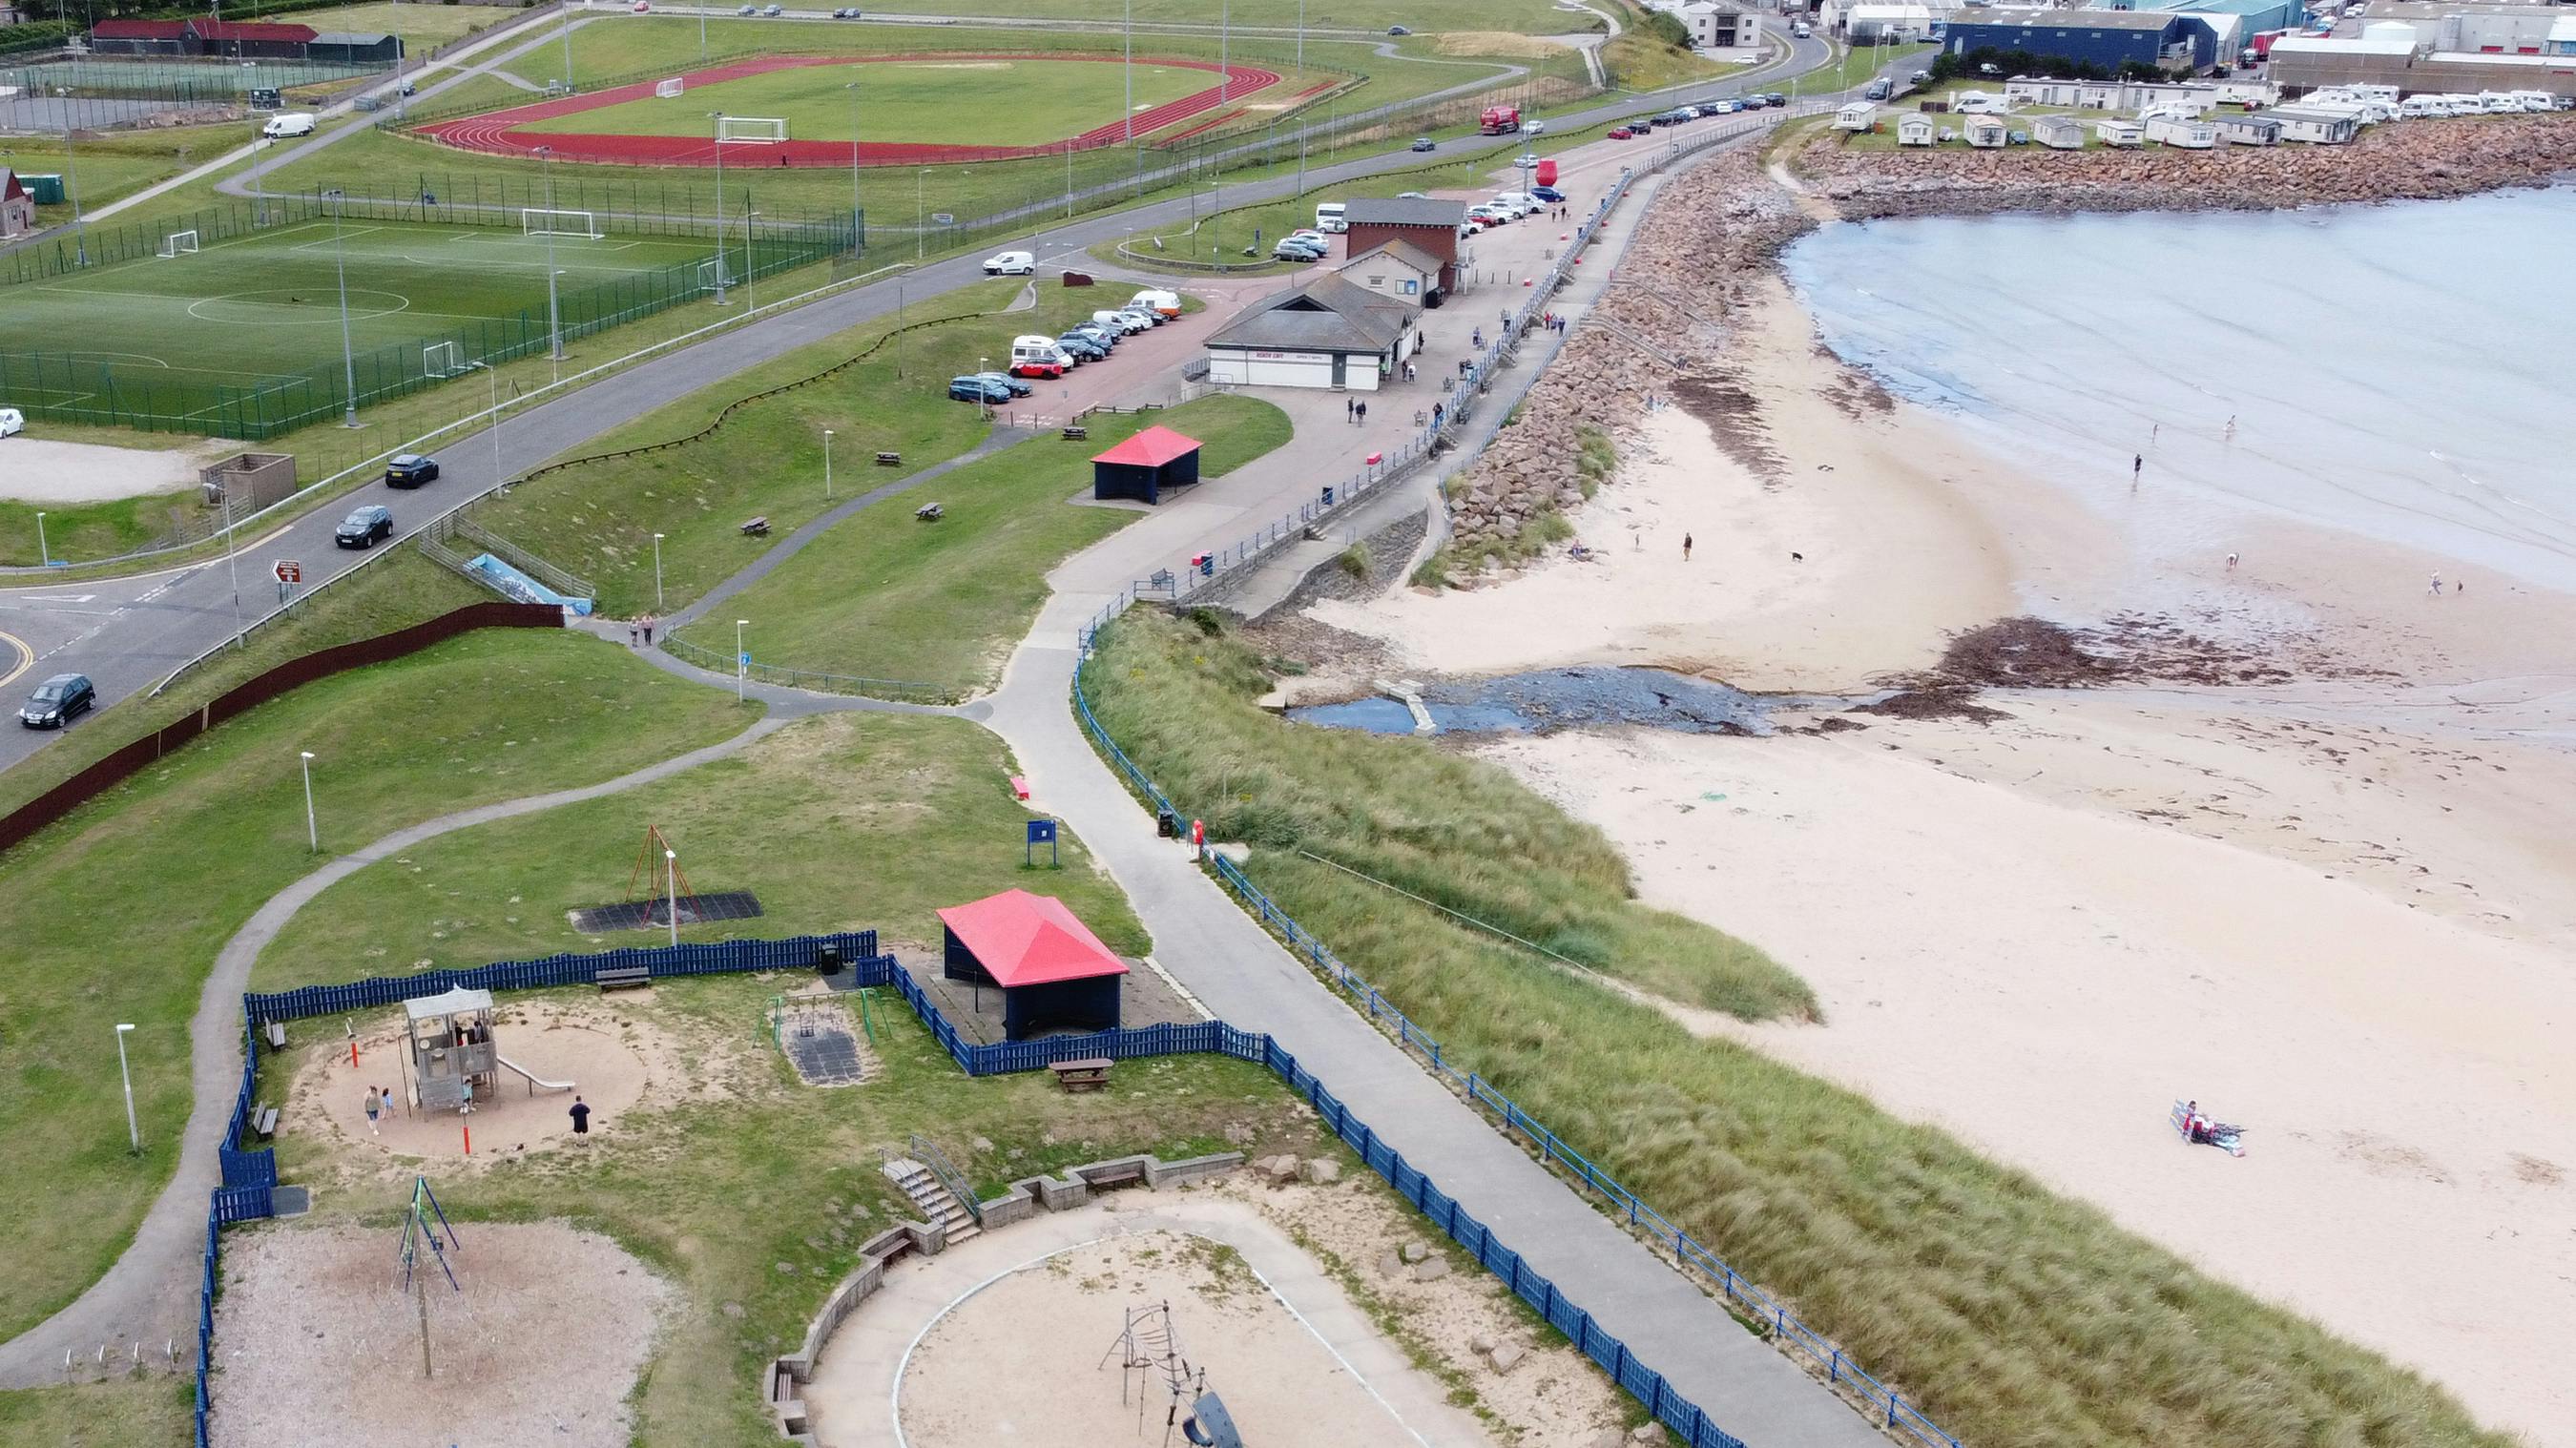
[1978,62,2003,76]
[1067,321,1118,350]
[982,249,1035,276]
[1093,309,1152,335]
[1864,77,1893,101]
[1530,184,1564,203]
[1057,331,1106,362]
[1912,69,1933,83]
[977,369,1037,396]
[335,504,394,548]
[1654,108,1693,126]
[947,375,1011,403]
[1397,190,1429,199]
[17,672,93,730]
[760,3,783,14]
[1387,24,1410,34]
[1492,193,1540,217]
[1285,230,1328,248]
[1607,126,1634,139]
[1273,238,1327,261]
[384,452,439,488]
[1117,304,1166,327]
[1410,136,1437,152]
[1466,203,1510,226]
[833,6,862,14]
[1764,93,1788,107]
[737,4,756,12]
[1513,152,1541,167]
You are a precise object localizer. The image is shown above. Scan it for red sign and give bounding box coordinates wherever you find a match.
[273,559,302,584]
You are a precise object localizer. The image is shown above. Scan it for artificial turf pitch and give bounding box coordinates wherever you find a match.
[0,217,719,428]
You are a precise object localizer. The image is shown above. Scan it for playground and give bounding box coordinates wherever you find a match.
[291,998,656,1159]
[207,1220,672,1448]
[423,52,1292,168]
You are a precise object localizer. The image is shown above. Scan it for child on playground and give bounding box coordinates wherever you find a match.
[363,1086,382,1135]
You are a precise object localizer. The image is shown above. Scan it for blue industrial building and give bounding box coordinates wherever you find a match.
[2111,0,2311,58]
[1942,6,2213,72]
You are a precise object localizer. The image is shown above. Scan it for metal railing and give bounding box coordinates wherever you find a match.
[905,1132,984,1226]
[662,634,957,705]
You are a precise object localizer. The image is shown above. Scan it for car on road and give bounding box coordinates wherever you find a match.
[18,673,93,730]
[976,370,1036,397]
[760,3,783,13]
[335,504,394,548]
[1763,93,1788,107]
[1864,77,1892,100]
[384,453,440,488]
[1410,136,1436,152]
[982,249,1035,276]
[833,6,862,14]
[629,0,649,10]
[1531,183,1564,203]
[737,4,757,12]
[1607,126,1634,139]
[947,375,1011,404]
[1912,69,1933,83]
[1525,120,1546,135]
[1056,331,1107,362]
[1513,152,1541,167]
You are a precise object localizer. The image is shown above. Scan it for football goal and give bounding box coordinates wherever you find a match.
[156,229,200,259]
[696,258,736,293]
[521,207,604,239]
[423,341,466,378]
[655,76,684,99]
[716,115,787,143]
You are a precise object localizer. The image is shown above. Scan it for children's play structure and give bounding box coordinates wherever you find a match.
[1103,1300,1239,1448]
[402,986,574,1111]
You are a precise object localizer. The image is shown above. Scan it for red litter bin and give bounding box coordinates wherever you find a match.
[1365,451,1383,467]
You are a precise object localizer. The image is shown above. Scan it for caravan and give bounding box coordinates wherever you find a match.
[1314,201,1348,234]
[1008,334,1072,380]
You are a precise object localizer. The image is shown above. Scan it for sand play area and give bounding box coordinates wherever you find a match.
[806,1183,1623,1448]
[208,1221,671,1448]
[292,1001,656,1159]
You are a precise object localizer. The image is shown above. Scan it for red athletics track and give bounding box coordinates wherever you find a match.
[422,53,1282,168]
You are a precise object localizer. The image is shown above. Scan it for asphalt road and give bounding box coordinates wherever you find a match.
[0,32,1841,776]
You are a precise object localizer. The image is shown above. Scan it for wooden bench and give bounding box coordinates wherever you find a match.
[597,965,652,992]
[1060,424,1088,442]
[739,516,771,537]
[1048,1057,1112,1093]
[874,450,901,466]
[253,1106,280,1140]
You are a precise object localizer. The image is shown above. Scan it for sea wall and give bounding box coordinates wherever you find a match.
[1800,114,2576,218]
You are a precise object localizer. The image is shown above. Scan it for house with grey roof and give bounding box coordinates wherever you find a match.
[1204,272,1421,392]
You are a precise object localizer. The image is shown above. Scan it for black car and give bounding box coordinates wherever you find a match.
[1387,24,1410,34]
[18,672,94,729]
[1764,93,1788,108]
[384,452,440,488]
[1410,136,1437,152]
[832,6,862,14]
[335,504,394,548]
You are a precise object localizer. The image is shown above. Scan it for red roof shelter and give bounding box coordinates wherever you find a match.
[937,889,1129,1040]
[1091,425,1202,505]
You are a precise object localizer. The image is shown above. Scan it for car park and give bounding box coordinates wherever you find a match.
[1607,126,1634,139]
[1056,331,1106,362]
[18,672,93,730]
[1410,136,1437,152]
[384,453,439,488]
[947,375,1011,403]
[978,369,1038,396]
[1068,321,1117,350]
[335,505,394,548]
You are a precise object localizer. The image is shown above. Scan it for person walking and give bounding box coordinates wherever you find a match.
[2226,551,2239,570]
[628,619,639,646]
[570,1095,592,1139]
[641,614,655,645]
[1683,533,1693,562]
[1346,397,1356,423]
[2132,453,2143,483]
[2428,571,2442,596]
[363,1086,382,1136]
[1356,400,1367,424]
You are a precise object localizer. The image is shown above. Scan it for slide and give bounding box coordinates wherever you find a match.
[497,1056,575,1092]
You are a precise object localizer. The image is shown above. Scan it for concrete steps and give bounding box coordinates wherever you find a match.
[883,1158,981,1244]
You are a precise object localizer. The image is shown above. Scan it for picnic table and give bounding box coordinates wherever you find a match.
[1048,1057,1112,1092]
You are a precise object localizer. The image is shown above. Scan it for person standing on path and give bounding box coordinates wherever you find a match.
[570,1095,592,1139]
[1355,400,1367,425]
[2133,453,2143,484]
[363,1086,381,1136]
[2429,571,2442,596]
[2226,551,2239,570]
[641,614,655,646]
[628,620,639,646]
[1346,397,1356,423]
[1683,533,1693,562]
[2225,415,2237,442]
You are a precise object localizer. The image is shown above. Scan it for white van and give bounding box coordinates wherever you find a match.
[1093,308,1151,336]
[982,250,1035,276]
[260,113,316,139]
[1008,334,1070,379]
[1314,201,1348,234]
[1129,288,1182,319]
[1493,191,1541,217]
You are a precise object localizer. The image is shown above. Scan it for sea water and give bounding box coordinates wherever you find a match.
[1780,186,2576,592]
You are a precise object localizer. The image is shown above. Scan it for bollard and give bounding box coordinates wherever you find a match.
[462,1123,471,1156]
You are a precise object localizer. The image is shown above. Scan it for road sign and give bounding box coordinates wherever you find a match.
[931,213,955,225]
[737,652,752,669]
[274,560,301,584]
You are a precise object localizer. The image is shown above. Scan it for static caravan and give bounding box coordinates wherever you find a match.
[1965,114,2008,148]
[1897,114,1937,146]
[2268,106,2359,143]
[2031,114,2087,149]
[2146,114,2217,148]
[1835,102,1878,131]
[2210,114,2285,146]
[2095,117,2147,146]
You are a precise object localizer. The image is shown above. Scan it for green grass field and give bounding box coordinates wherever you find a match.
[522,55,1212,148]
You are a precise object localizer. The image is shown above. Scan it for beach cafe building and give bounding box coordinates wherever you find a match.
[937,889,1130,1042]
[1203,271,1419,392]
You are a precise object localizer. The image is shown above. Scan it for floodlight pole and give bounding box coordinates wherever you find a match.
[558,3,575,92]
[60,89,89,267]
[710,114,730,303]
[476,362,502,482]
[698,2,708,60]
[1123,0,1133,143]
[538,147,563,361]
[895,275,905,379]
[652,532,665,609]
[744,207,758,312]
[326,190,360,427]
[220,487,243,646]
[845,82,862,255]
[915,166,925,262]
[822,428,834,501]
[1220,0,1229,100]
[300,751,319,852]
[664,848,678,945]
[115,1024,139,1153]
[1298,0,1306,72]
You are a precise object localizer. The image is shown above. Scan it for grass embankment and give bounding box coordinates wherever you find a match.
[471,281,1114,620]
[1800,41,1934,97]
[684,391,1289,694]
[0,627,749,1342]
[1599,32,1729,94]
[1081,611,2516,1448]
[0,1377,193,1448]
[282,0,523,52]
[1,125,240,228]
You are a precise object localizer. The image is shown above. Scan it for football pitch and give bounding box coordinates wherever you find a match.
[0,217,734,435]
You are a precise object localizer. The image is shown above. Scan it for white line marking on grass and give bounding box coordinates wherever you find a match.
[286,223,388,253]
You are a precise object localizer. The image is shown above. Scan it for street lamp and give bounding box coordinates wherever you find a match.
[734,619,749,703]
[710,113,730,303]
[652,532,665,609]
[115,1024,139,1152]
[822,428,834,501]
[299,751,319,851]
[470,362,502,481]
[915,166,928,262]
[844,81,863,255]
[34,511,47,567]
[664,847,679,946]
[743,208,759,312]
[58,87,88,267]
[557,4,575,91]
[537,146,564,361]
[323,190,360,427]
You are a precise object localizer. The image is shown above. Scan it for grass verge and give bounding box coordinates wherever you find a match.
[678,391,1290,694]
[1081,610,2516,1448]
[0,626,750,1342]
[0,1378,193,1448]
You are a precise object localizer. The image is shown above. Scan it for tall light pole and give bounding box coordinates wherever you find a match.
[1298,0,1306,72]
[710,114,730,303]
[220,486,243,645]
[538,146,564,361]
[844,81,862,255]
[664,847,678,946]
[1220,0,1229,100]
[59,88,88,266]
[743,207,758,312]
[915,166,926,262]
[697,1,708,60]
[734,619,749,703]
[822,428,834,500]
[1123,0,1133,142]
[652,532,665,609]
[472,362,502,481]
[895,275,906,378]
[34,511,47,567]
[115,1024,139,1152]
[325,190,360,427]
[299,751,319,852]
[558,3,575,92]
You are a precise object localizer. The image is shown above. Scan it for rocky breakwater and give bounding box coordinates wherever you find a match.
[1799,114,2576,219]
[1444,150,1811,576]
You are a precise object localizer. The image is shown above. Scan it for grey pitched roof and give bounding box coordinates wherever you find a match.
[1207,273,1412,354]
[1343,197,1467,228]
[1341,238,1443,275]
[312,31,395,44]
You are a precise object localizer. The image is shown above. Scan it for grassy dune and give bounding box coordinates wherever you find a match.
[1081,610,2513,1448]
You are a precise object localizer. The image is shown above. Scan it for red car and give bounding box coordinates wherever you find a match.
[1607,126,1634,139]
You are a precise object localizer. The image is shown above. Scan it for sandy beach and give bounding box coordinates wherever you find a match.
[1305,220,2576,1442]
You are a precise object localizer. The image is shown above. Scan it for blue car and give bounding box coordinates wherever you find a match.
[1531,184,1565,203]
[947,375,1011,403]
[1057,332,1107,362]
